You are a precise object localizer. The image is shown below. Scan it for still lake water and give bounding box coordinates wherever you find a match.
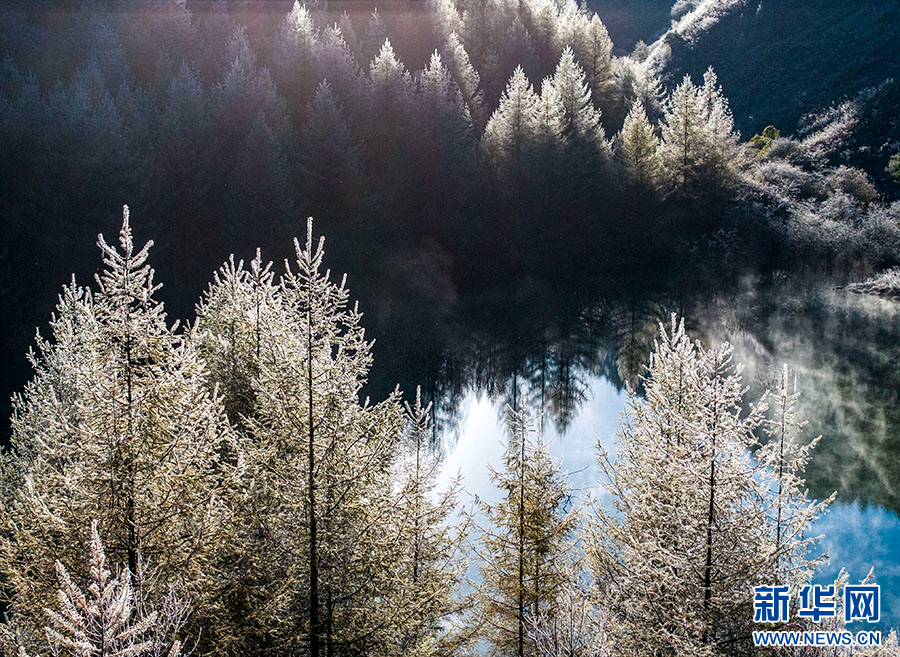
[389,275,900,629]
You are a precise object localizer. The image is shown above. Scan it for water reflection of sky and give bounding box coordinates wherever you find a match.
[437,376,900,631]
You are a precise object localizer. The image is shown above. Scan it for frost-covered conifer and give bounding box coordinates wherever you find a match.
[659,74,703,196]
[35,521,186,657]
[616,102,662,191]
[479,403,578,657]
[314,25,365,118]
[199,221,426,657]
[362,8,389,68]
[0,207,232,648]
[443,32,487,130]
[590,316,828,655]
[564,12,614,112]
[698,67,740,188]
[545,47,610,191]
[483,67,538,179]
[659,71,738,196]
[386,388,471,657]
[758,365,833,587]
[271,1,318,108]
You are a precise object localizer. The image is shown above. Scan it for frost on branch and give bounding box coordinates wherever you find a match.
[38,521,187,657]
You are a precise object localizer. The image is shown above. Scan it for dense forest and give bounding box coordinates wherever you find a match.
[5,211,892,657]
[1,0,899,656]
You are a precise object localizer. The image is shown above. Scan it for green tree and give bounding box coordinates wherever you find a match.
[479,403,578,657]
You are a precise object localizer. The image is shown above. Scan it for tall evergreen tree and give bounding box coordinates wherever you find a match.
[546,47,610,198]
[298,81,367,221]
[616,102,662,192]
[479,403,578,657]
[483,66,538,183]
[0,208,233,649]
[659,74,704,197]
[387,388,471,657]
[443,32,487,131]
[589,316,828,655]
[270,1,319,112]
[362,8,389,68]
[198,222,441,657]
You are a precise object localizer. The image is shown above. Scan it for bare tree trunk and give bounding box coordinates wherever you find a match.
[308,300,320,657]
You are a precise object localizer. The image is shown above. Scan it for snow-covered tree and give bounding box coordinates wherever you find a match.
[443,32,487,131]
[757,365,833,588]
[483,66,538,181]
[366,39,414,193]
[270,1,319,109]
[199,221,445,657]
[478,403,578,657]
[545,47,610,194]
[616,102,662,192]
[697,67,740,189]
[362,8,389,67]
[411,51,477,217]
[659,71,738,197]
[0,208,233,648]
[386,388,471,657]
[570,14,614,112]
[589,316,828,655]
[314,25,365,119]
[659,74,704,196]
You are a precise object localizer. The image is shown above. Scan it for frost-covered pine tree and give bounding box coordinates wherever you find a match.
[385,388,471,657]
[313,25,365,117]
[270,1,318,108]
[0,207,232,648]
[530,76,567,181]
[589,316,828,655]
[443,32,487,131]
[570,14,614,112]
[478,403,578,657]
[367,39,414,191]
[659,74,703,196]
[193,249,284,656]
[198,221,420,657]
[545,47,610,195]
[757,365,832,588]
[483,66,538,180]
[659,71,738,197]
[412,51,477,214]
[362,8,389,68]
[337,11,359,57]
[697,67,740,189]
[616,102,662,192]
